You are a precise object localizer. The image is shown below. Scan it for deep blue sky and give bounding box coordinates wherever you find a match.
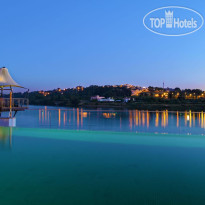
[1,0,205,91]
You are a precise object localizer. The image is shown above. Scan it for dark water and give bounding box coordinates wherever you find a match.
[12,106,205,135]
[0,107,205,204]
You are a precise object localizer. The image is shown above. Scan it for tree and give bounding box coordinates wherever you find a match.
[69,96,80,107]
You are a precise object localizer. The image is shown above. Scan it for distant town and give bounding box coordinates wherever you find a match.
[12,84,205,111]
[38,84,205,99]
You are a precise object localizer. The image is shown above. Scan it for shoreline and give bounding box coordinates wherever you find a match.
[30,102,205,112]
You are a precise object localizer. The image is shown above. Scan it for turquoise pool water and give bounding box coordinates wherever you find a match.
[1,107,205,204]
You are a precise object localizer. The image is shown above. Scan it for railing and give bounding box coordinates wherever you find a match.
[0,98,29,109]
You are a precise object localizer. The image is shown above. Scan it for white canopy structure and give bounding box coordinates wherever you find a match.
[0,67,24,88]
[0,67,28,118]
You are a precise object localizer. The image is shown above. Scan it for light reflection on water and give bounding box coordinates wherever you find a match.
[0,126,12,149]
[13,106,205,135]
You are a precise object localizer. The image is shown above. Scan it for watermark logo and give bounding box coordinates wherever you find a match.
[143,6,204,36]
[165,10,173,28]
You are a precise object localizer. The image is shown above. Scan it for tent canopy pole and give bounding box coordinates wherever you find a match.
[9,87,12,118]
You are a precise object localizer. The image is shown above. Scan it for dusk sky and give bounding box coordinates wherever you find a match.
[1,0,205,91]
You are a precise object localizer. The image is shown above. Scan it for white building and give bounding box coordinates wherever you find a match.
[90,95,105,101]
[99,97,114,102]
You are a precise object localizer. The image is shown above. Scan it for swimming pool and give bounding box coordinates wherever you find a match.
[0,107,205,205]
